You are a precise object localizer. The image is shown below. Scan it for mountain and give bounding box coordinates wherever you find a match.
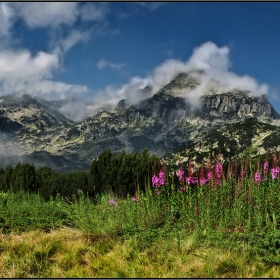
[1,70,280,172]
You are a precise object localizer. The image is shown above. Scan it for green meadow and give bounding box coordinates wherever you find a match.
[1,150,280,277]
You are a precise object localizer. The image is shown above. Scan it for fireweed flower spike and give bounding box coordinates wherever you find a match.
[263,161,269,181]
[254,172,261,183]
[271,166,280,180]
[215,161,223,186]
[152,171,165,187]
[207,171,213,180]
[215,162,223,179]
[151,170,165,194]
[187,176,198,186]
[159,170,165,185]
[178,169,184,182]
[263,161,269,172]
[199,177,208,186]
[152,174,159,187]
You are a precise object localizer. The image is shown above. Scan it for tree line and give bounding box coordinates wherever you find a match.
[0,148,161,200]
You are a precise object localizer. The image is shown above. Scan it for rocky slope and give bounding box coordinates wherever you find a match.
[165,120,280,171]
[1,70,280,171]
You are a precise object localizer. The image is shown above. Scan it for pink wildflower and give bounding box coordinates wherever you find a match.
[109,198,116,206]
[199,177,208,186]
[158,170,165,185]
[254,172,261,183]
[152,174,159,187]
[271,167,280,180]
[263,161,269,173]
[215,162,223,179]
[207,171,213,180]
[263,161,269,181]
[178,169,184,182]
[187,176,198,185]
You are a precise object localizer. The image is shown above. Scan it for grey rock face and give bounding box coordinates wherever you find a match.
[201,91,280,120]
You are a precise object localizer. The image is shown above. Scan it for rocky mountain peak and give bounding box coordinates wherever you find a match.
[160,70,202,95]
[115,99,128,111]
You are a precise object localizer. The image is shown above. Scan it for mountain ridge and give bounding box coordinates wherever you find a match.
[0,70,280,171]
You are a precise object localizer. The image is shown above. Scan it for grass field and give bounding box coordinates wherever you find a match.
[1,174,280,278]
[2,151,280,277]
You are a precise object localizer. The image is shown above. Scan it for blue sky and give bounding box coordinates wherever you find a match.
[1,2,280,115]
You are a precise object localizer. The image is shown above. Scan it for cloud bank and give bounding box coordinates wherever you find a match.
[92,41,268,110]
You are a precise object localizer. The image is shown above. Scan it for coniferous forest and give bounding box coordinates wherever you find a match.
[0,148,161,201]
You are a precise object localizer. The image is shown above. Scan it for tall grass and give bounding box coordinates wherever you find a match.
[0,190,74,234]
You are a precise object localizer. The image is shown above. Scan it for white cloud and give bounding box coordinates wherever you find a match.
[92,41,269,111]
[0,2,110,53]
[0,48,89,100]
[58,100,92,122]
[10,2,109,29]
[27,80,89,100]
[0,49,59,85]
[79,2,109,22]
[13,2,79,28]
[0,2,15,37]
[59,29,92,53]
[97,59,126,70]
[186,41,268,96]
[188,41,230,72]
[0,0,270,123]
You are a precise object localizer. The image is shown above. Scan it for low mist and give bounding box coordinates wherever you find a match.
[0,132,24,169]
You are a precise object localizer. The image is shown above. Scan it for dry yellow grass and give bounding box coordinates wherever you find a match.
[0,227,279,278]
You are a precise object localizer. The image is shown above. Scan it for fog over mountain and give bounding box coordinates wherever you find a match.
[88,42,269,120]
